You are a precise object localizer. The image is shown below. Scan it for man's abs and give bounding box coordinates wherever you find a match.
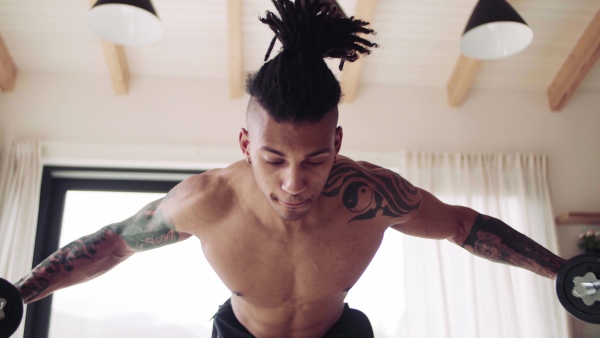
[231,294,347,338]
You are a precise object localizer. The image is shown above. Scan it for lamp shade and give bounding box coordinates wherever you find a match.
[87,0,164,46]
[460,0,533,60]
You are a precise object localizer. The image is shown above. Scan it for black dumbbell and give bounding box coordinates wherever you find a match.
[0,278,23,338]
[556,253,600,323]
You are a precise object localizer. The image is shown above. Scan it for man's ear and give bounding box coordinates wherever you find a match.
[334,126,343,155]
[239,128,250,159]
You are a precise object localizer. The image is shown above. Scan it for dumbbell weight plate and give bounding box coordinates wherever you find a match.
[0,278,23,338]
[556,254,600,323]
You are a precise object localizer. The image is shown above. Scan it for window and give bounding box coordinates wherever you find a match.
[25,167,227,338]
[50,190,235,337]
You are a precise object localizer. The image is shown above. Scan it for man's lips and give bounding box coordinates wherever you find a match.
[279,199,309,207]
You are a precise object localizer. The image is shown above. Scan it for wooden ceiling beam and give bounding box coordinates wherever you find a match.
[228,0,243,99]
[0,33,17,92]
[340,0,379,103]
[547,8,600,111]
[447,55,481,107]
[100,40,129,95]
[90,0,129,95]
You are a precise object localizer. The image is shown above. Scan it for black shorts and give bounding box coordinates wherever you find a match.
[212,299,374,338]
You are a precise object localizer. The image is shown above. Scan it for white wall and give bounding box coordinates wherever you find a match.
[1,71,599,248]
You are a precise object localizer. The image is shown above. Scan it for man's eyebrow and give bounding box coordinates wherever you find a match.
[259,147,331,158]
[306,148,332,157]
[260,146,285,157]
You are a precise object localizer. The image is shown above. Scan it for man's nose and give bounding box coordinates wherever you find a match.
[281,167,307,196]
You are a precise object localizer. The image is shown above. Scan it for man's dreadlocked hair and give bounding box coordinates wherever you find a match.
[246,0,377,123]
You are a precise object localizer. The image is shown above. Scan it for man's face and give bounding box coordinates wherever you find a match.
[240,100,342,221]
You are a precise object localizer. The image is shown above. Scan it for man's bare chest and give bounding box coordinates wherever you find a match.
[200,222,385,307]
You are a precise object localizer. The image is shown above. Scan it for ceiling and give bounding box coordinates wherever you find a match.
[0,0,599,105]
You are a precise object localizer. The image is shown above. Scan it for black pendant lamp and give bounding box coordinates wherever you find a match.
[460,0,533,60]
[87,0,164,46]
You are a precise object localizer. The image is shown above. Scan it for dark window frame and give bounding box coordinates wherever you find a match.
[25,166,203,338]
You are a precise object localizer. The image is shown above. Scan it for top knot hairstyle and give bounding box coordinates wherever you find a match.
[246,0,378,123]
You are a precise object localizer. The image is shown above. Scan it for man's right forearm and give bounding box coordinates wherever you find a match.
[14,225,130,304]
[460,214,566,279]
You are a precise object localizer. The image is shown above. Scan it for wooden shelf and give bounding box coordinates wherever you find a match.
[556,212,600,225]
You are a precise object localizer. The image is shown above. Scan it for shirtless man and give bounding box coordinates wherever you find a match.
[14,1,566,337]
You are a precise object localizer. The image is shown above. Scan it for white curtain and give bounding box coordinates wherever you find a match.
[396,152,569,338]
[0,140,43,338]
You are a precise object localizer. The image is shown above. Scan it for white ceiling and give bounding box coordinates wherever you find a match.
[0,0,599,90]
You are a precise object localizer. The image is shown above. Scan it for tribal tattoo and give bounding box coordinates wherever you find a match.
[322,161,421,221]
[462,214,566,279]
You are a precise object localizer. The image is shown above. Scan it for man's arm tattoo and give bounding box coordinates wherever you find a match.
[322,162,421,221]
[111,198,182,252]
[15,228,114,303]
[15,196,182,303]
[462,214,566,279]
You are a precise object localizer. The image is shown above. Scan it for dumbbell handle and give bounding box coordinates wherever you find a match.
[574,281,600,297]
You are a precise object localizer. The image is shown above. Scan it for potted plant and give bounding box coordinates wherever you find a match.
[577,229,600,253]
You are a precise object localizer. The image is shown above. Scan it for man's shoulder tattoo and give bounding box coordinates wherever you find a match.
[322,161,421,222]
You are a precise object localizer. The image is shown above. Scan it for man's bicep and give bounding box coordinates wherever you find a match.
[110,197,191,253]
[391,188,477,241]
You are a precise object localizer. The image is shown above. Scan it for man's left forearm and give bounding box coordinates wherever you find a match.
[460,214,566,279]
